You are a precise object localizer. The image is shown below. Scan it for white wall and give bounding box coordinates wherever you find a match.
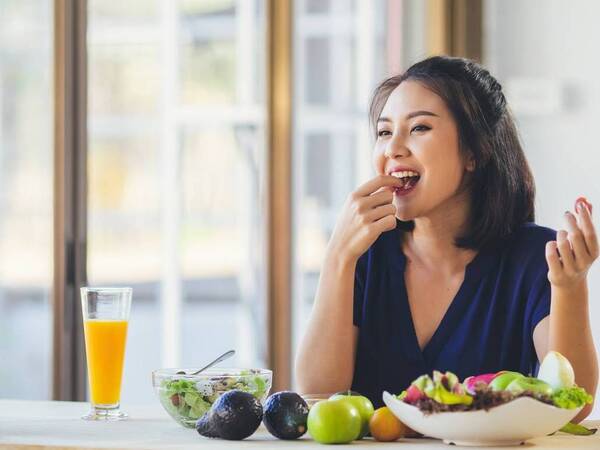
[484,0,600,418]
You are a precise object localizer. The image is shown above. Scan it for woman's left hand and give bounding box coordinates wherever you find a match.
[546,197,599,288]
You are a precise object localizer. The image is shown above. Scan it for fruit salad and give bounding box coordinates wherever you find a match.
[398,352,593,415]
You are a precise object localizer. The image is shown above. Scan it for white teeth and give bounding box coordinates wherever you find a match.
[390,170,419,179]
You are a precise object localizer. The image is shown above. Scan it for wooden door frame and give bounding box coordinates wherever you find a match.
[266,0,293,392]
[426,0,483,61]
[52,0,88,401]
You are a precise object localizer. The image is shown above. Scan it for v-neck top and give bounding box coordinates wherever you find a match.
[351,220,556,408]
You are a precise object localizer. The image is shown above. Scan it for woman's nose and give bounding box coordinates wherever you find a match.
[384,134,411,159]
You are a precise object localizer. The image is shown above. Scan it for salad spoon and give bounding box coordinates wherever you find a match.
[176,349,236,376]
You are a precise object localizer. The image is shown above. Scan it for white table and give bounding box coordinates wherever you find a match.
[0,399,599,449]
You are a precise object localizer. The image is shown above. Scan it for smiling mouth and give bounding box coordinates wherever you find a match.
[390,171,421,191]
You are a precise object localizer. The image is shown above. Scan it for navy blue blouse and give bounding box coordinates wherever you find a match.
[351,221,556,408]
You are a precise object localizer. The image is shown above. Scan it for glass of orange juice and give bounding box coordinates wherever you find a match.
[81,287,132,420]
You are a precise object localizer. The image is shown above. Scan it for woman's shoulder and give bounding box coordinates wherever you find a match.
[498,222,557,277]
[509,222,557,253]
[511,221,556,241]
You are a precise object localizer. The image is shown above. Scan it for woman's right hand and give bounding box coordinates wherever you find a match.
[327,175,403,263]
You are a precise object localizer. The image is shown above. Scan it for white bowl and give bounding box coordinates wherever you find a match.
[382,391,582,446]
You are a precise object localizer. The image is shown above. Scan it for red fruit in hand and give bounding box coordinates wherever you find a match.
[575,197,592,215]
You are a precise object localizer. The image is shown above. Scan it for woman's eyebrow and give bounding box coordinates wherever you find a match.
[377,110,439,124]
[406,110,439,119]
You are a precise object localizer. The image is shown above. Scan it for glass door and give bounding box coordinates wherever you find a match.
[0,0,54,399]
[87,0,267,404]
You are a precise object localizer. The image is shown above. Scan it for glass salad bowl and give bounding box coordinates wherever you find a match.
[152,368,272,428]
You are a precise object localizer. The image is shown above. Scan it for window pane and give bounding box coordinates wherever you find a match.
[0,0,53,399]
[291,0,426,386]
[87,0,267,404]
[483,0,600,418]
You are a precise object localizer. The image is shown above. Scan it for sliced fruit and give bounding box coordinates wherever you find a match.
[424,371,473,405]
[463,372,500,394]
[488,371,524,391]
[506,377,553,396]
[537,351,575,390]
[403,384,426,403]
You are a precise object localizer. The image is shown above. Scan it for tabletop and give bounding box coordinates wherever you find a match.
[0,399,599,449]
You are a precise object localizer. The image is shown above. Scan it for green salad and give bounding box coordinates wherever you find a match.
[551,386,593,409]
[159,370,269,428]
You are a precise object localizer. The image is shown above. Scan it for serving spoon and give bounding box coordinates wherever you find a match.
[176,349,235,376]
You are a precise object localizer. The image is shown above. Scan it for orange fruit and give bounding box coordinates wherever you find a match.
[368,406,409,442]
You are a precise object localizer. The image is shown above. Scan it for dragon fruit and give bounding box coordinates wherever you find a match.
[400,371,473,406]
[425,371,473,405]
[399,374,432,404]
[463,372,502,395]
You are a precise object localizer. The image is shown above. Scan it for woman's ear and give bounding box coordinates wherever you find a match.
[465,155,476,172]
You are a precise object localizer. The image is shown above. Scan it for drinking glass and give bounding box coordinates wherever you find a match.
[81,287,132,420]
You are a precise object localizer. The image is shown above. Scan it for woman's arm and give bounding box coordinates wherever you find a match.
[550,282,597,422]
[295,251,360,394]
[534,200,599,422]
[295,175,401,394]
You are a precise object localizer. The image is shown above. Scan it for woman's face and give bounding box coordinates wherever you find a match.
[373,80,474,222]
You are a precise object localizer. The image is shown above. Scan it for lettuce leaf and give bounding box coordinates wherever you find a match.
[552,386,593,409]
[560,422,597,435]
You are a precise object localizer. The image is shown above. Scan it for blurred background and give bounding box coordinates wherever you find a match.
[0,0,598,418]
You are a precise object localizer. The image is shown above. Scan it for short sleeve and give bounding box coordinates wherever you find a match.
[528,270,551,338]
[353,252,369,327]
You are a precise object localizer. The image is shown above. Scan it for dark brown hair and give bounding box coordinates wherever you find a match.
[369,56,535,250]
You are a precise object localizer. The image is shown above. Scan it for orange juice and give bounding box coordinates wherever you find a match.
[83,319,128,405]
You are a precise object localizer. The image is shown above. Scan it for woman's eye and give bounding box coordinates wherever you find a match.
[377,130,392,137]
[411,124,431,133]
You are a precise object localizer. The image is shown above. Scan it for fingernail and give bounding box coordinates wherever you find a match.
[564,211,571,217]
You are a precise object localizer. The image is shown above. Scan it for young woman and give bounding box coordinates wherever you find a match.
[295,56,598,422]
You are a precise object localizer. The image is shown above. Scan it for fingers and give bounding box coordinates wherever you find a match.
[355,175,402,197]
[556,230,575,271]
[547,199,598,287]
[576,200,599,260]
[371,213,397,234]
[545,240,562,273]
[363,190,394,209]
[365,203,396,223]
[575,197,593,215]
[564,211,591,266]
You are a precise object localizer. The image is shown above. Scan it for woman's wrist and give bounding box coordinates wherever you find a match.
[550,276,588,297]
[550,277,589,313]
[323,243,358,272]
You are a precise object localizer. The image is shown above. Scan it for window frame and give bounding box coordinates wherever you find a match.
[50,0,481,400]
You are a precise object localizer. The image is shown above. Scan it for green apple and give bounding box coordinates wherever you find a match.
[329,391,374,439]
[537,351,575,390]
[506,376,553,396]
[489,371,525,391]
[307,399,361,444]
